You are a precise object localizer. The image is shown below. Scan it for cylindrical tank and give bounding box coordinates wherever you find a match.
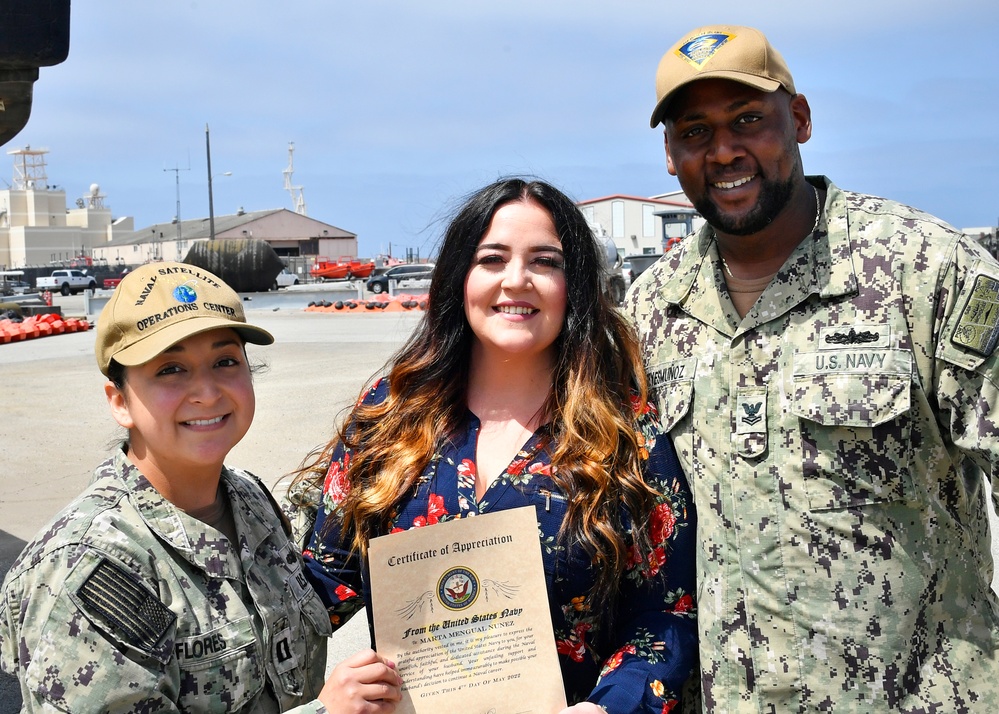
[183,239,284,293]
[598,234,622,271]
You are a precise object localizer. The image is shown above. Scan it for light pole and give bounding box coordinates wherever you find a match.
[208,168,231,241]
[206,124,221,240]
[206,124,232,241]
[164,164,189,244]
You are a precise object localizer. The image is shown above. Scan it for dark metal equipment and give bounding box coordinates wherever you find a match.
[0,0,71,147]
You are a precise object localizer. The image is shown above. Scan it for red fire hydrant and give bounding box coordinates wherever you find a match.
[42,290,52,307]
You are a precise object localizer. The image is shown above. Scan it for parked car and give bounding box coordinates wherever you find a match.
[36,269,97,295]
[272,269,300,290]
[103,269,130,290]
[1,271,31,296]
[365,263,435,294]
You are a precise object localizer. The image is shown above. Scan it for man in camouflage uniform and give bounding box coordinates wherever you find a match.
[626,24,999,711]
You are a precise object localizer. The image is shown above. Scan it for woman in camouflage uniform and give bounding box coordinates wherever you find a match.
[0,262,401,713]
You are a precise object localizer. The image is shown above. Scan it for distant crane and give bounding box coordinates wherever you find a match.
[283,142,307,215]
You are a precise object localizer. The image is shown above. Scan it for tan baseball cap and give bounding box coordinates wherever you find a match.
[95,261,273,376]
[649,25,795,127]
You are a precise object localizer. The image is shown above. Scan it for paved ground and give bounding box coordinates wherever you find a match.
[2,289,998,711]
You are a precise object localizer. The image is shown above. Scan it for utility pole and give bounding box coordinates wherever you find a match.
[164,164,190,244]
[206,124,216,240]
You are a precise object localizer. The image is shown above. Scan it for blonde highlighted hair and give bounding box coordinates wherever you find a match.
[292,178,659,608]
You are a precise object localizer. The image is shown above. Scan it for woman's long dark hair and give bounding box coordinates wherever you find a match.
[295,177,657,609]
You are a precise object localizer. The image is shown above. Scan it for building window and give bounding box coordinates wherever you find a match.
[643,205,655,237]
[612,201,625,239]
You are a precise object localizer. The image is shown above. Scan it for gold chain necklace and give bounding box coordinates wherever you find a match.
[719,185,821,278]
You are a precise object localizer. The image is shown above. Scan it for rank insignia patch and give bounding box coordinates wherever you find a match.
[735,388,767,434]
[953,274,999,356]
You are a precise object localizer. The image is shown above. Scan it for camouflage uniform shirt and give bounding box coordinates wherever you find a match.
[625,177,999,712]
[0,449,332,713]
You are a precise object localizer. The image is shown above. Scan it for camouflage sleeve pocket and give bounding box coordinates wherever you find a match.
[791,350,914,510]
[947,271,999,362]
[65,549,176,665]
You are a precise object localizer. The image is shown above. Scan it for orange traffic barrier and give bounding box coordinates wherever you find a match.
[304,293,429,314]
[0,324,19,343]
[0,323,25,342]
[0,313,92,344]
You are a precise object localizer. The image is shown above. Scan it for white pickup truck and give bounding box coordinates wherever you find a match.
[36,269,97,296]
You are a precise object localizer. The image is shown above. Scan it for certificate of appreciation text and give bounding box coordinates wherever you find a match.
[368,505,566,714]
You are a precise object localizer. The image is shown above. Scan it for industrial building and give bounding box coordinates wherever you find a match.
[0,146,356,276]
[577,192,703,259]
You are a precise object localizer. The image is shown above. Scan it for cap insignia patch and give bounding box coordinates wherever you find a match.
[676,32,735,70]
[173,281,198,304]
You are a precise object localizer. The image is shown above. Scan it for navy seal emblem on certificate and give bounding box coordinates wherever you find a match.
[438,567,479,610]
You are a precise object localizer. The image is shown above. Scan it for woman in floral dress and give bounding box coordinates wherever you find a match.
[292,178,698,713]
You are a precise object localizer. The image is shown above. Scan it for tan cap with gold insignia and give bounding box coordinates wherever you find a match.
[650,24,796,127]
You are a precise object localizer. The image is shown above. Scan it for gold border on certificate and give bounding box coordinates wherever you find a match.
[368,506,567,714]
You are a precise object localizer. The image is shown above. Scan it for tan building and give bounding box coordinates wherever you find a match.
[94,208,357,269]
[0,146,133,268]
[577,191,703,258]
[0,146,357,277]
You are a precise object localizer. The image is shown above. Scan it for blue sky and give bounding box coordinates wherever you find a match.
[11,1,999,258]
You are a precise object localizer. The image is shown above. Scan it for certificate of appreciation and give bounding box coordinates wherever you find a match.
[368,506,567,714]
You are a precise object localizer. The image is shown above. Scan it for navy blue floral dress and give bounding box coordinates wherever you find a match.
[302,380,697,712]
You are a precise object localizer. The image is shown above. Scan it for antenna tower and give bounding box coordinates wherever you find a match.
[164,164,190,242]
[283,142,307,215]
[8,145,49,190]
[84,183,106,209]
